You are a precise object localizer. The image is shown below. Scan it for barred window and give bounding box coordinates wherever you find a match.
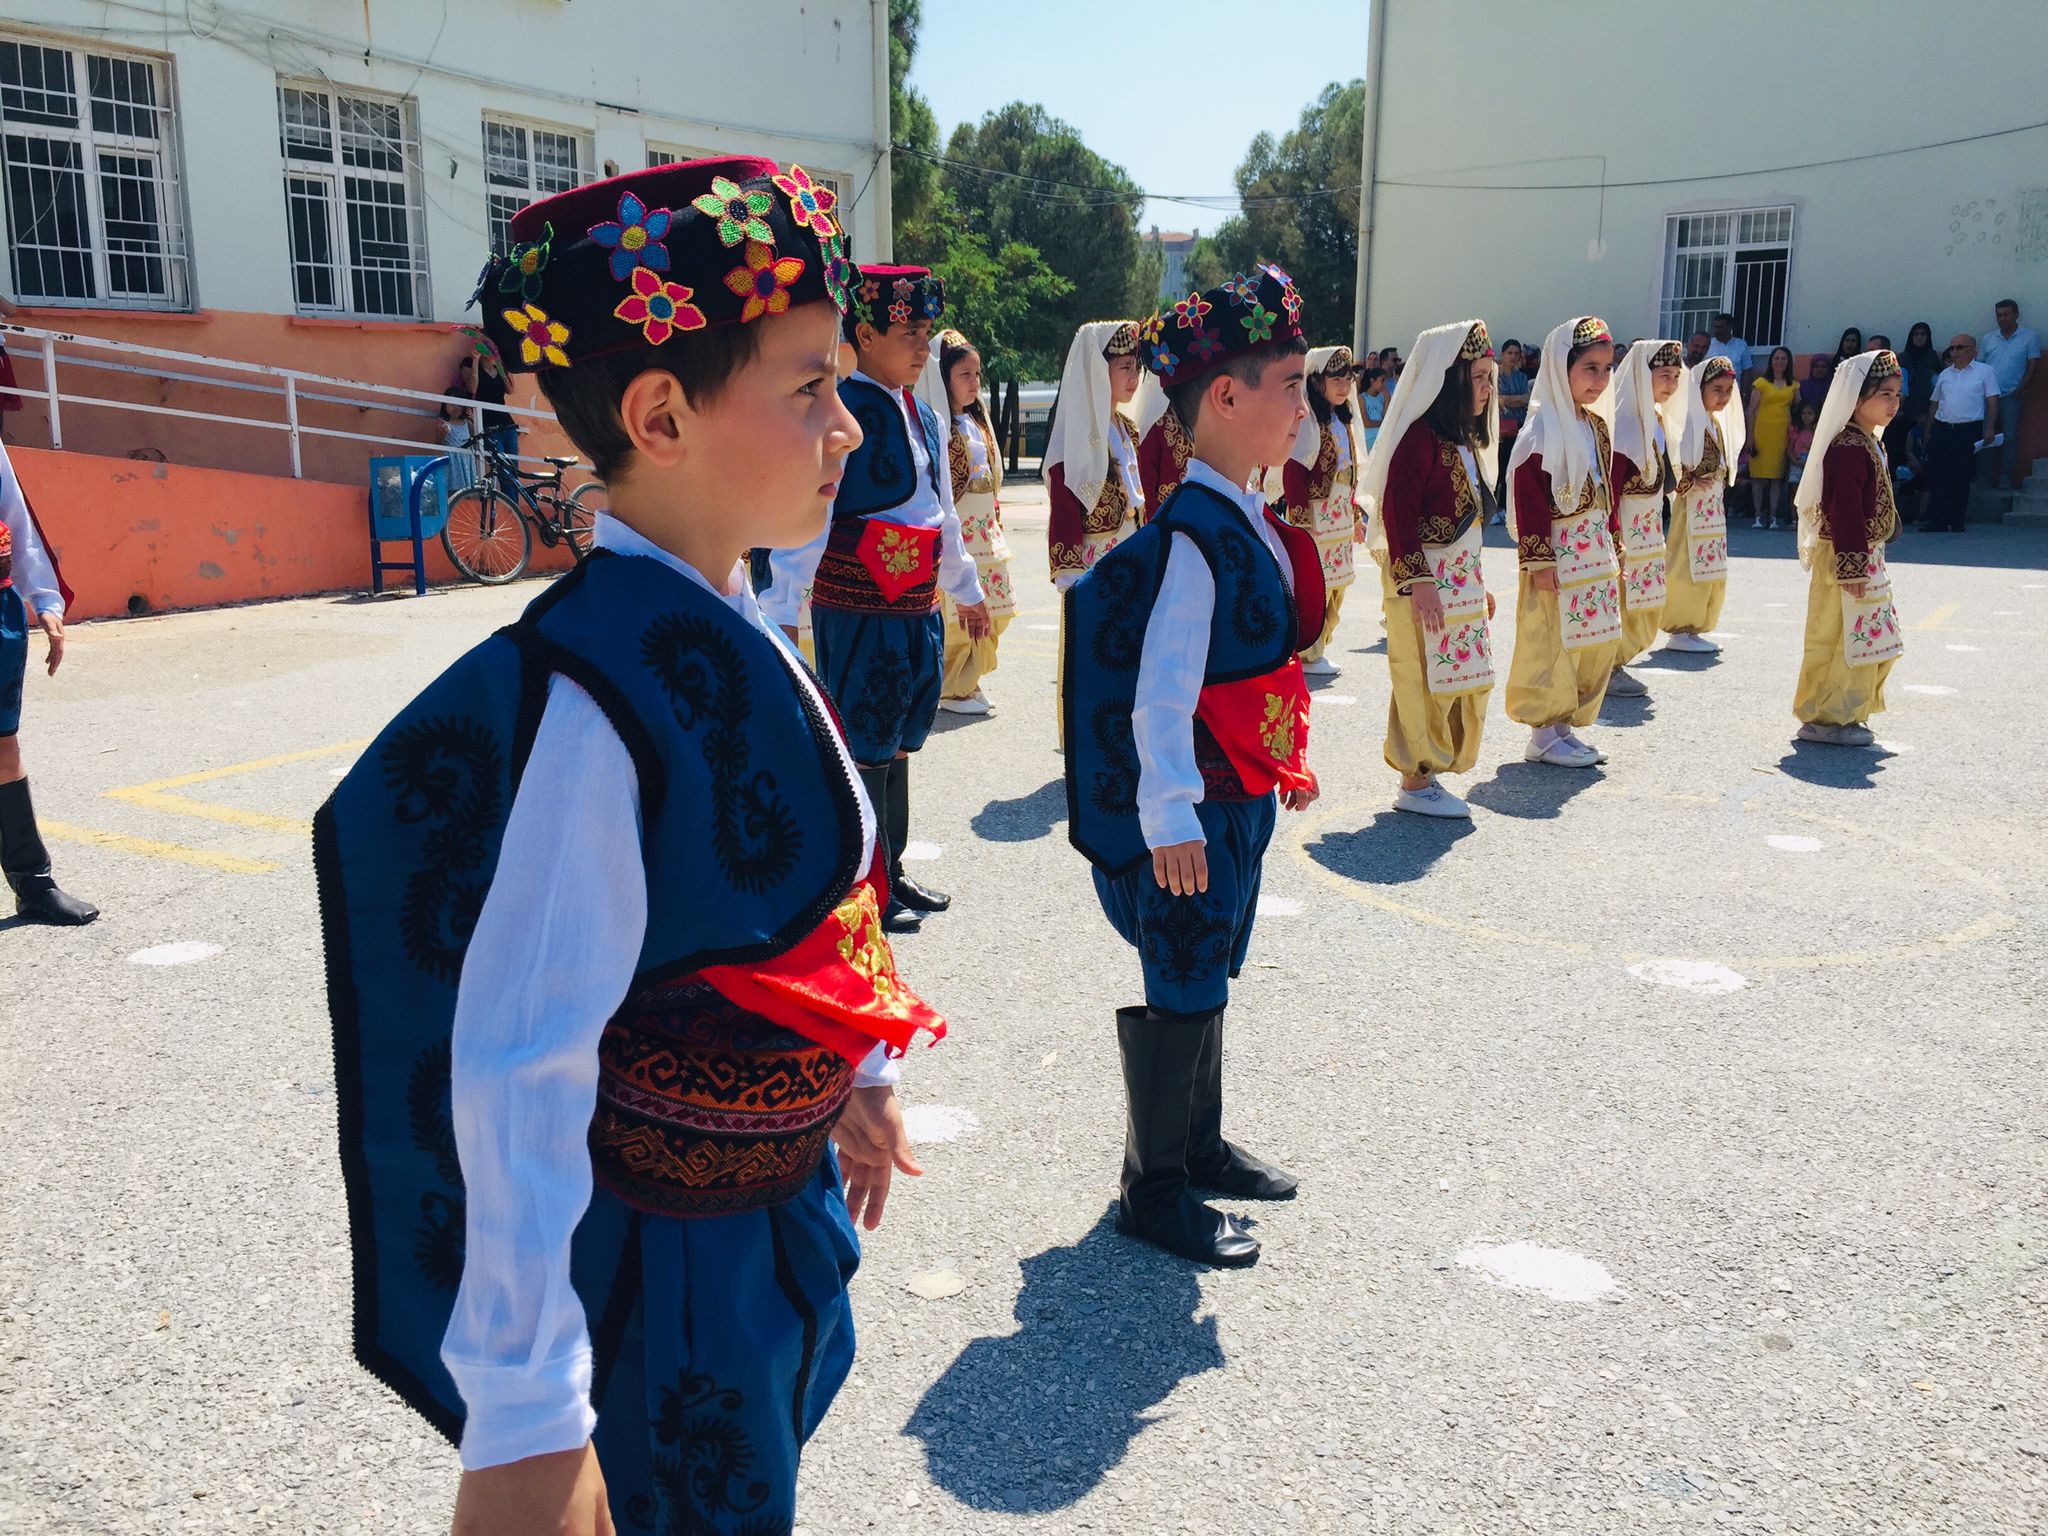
[0,34,189,308]
[278,82,429,319]
[484,114,591,253]
[1660,206,1796,349]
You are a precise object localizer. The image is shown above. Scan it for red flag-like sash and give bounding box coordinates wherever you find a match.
[1192,661,1317,798]
[854,520,940,603]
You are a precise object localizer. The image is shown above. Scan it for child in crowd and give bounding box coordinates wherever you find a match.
[1786,397,1819,487]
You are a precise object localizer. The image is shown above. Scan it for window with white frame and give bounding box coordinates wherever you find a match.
[484,114,591,252]
[277,83,429,319]
[0,34,189,308]
[1660,206,1795,349]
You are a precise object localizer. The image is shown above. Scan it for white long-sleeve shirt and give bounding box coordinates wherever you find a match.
[441,514,893,1472]
[0,441,65,618]
[1133,459,1294,851]
[763,370,984,626]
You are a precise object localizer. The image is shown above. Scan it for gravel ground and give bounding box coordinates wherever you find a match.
[2,495,2044,1535]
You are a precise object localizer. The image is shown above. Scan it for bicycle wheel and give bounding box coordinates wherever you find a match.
[562,481,607,563]
[441,484,533,584]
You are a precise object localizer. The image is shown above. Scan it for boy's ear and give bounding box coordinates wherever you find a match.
[619,367,688,469]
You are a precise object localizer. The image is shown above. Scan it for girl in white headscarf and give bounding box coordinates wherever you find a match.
[1605,339,1689,697]
[1504,316,1622,768]
[1791,350,1905,745]
[1275,346,1367,675]
[918,329,1015,717]
[1134,367,1194,511]
[1045,320,1145,587]
[1357,319,1498,818]
[1660,355,1746,652]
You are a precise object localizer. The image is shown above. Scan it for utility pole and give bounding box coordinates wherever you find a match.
[1351,0,1389,356]
[870,0,895,260]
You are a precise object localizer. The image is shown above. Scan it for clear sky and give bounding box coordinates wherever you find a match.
[908,0,1371,235]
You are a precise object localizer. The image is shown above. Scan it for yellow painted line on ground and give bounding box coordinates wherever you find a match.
[102,738,369,836]
[1911,602,1960,631]
[40,820,278,875]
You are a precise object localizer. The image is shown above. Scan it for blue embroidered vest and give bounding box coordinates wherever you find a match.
[814,376,950,613]
[833,376,944,520]
[1062,480,1324,878]
[315,551,866,1442]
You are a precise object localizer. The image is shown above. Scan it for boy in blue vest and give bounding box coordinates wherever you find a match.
[1064,267,1323,1268]
[765,266,991,933]
[317,158,950,1536]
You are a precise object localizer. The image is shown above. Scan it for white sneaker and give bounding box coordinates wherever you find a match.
[1394,783,1471,819]
[938,694,991,716]
[1797,721,1874,747]
[1561,727,1607,763]
[1604,667,1649,697]
[1524,734,1601,768]
[1752,517,1765,529]
[1663,632,1720,654]
[1301,655,1341,677]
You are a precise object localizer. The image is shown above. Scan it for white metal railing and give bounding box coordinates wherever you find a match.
[0,321,562,480]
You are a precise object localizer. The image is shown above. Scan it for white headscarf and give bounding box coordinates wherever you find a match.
[914,330,950,424]
[1134,368,1171,440]
[1506,317,1617,519]
[1358,320,1497,566]
[1679,356,1746,482]
[1612,339,1689,481]
[1265,345,1360,499]
[1792,349,1885,570]
[1041,320,1136,510]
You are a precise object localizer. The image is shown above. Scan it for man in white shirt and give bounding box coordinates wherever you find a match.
[1978,298,2040,489]
[1705,312,1754,391]
[1925,335,2001,531]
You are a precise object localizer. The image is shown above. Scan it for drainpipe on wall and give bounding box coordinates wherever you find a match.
[1350,0,1389,356]
[870,0,895,261]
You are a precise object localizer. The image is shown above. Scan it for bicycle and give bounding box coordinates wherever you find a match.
[440,433,608,584]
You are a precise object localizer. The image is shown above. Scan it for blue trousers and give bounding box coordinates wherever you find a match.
[1092,794,1277,1019]
[0,587,27,736]
[812,606,944,766]
[575,1151,861,1533]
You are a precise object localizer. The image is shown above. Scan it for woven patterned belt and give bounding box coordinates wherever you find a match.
[1192,719,1260,803]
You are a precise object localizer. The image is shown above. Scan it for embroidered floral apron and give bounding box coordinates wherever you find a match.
[1423,516,1494,697]
[1841,545,1904,666]
[1553,484,1623,652]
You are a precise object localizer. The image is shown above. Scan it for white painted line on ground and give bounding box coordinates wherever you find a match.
[1763,602,1788,608]
[902,1104,979,1144]
[1992,609,2019,616]
[1945,644,1982,653]
[1316,693,1358,705]
[129,941,224,967]
[1027,623,1059,631]
[1457,1241,1621,1304]
[1627,958,1748,995]
[1874,740,1911,754]
[328,766,350,778]
[1766,835,1822,853]
[1705,631,1741,640]
[901,841,943,861]
[1256,895,1304,917]
[1902,684,1957,696]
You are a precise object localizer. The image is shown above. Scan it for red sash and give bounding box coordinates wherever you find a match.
[1192,661,1317,798]
[856,520,940,603]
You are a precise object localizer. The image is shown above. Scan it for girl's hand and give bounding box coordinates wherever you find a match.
[1409,584,1446,633]
[1532,567,1560,593]
[1844,581,1866,600]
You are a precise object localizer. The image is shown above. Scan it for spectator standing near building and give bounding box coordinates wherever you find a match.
[1831,327,1865,368]
[1706,312,1754,390]
[1685,331,1711,367]
[1746,347,1799,529]
[1923,335,2000,532]
[1493,338,1532,519]
[1898,322,1941,417]
[1978,299,2039,490]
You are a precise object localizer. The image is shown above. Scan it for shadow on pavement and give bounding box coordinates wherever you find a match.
[1773,739,1896,789]
[1631,648,1722,673]
[904,1209,1225,1514]
[1348,638,1389,657]
[1305,809,1476,885]
[970,776,1066,842]
[1596,693,1657,728]
[1467,760,1603,819]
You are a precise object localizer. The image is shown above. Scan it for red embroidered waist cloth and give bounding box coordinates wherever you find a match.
[810,516,941,614]
[1191,663,1317,802]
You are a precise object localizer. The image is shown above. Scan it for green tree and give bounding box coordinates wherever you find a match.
[889,0,941,229]
[1195,80,1364,344]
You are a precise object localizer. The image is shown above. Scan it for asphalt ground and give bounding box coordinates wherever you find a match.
[2,490,2045,1535]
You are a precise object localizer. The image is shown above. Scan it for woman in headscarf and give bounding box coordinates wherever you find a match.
[1357,319,1498,818]
[1791,350,1905,746]
[1798,351,1835,413]
[1504,316,1622,768]
[919,329,1015,717]
[1274,345,1367,675]
[1605,339,1688,698]
[1659,355,1746,654]
[1898,321,1941,413]
[1831,326,1865,367]
[1046,320,1146,743]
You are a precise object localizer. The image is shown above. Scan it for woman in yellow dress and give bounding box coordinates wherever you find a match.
[1660,356,1746,655]
[1745,346,1800,530]
[919,329,1016,716]
[1791,350,1905,746]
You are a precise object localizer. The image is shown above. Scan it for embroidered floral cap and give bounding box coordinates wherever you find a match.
[1102,321,1141,359]
[1865,348,1900,381]
[1699,354,1737,387]
[470,155,850,372]
[851,263,945,332]
[1571,315,1614,350]
[1648,340,1685,368]
[1140,264,1305,388]
[1458,321,1493,361]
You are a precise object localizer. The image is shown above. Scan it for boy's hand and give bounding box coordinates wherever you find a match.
[1151,840,1208,896]
[1409,584,1446,633]
[38,613,64,676]
[1279,782,1319,812]
[1531,567,1560,593]
[957,601,993,640]
[832,1085,921,1231]
[452,1443,611,1536]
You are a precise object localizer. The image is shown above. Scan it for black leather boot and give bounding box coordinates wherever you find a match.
[0,777,99,925]
[1187,1009,1297,1200]
[886,757,949,912]
[859,764,921,934]
[1114,1006,1259,1267]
